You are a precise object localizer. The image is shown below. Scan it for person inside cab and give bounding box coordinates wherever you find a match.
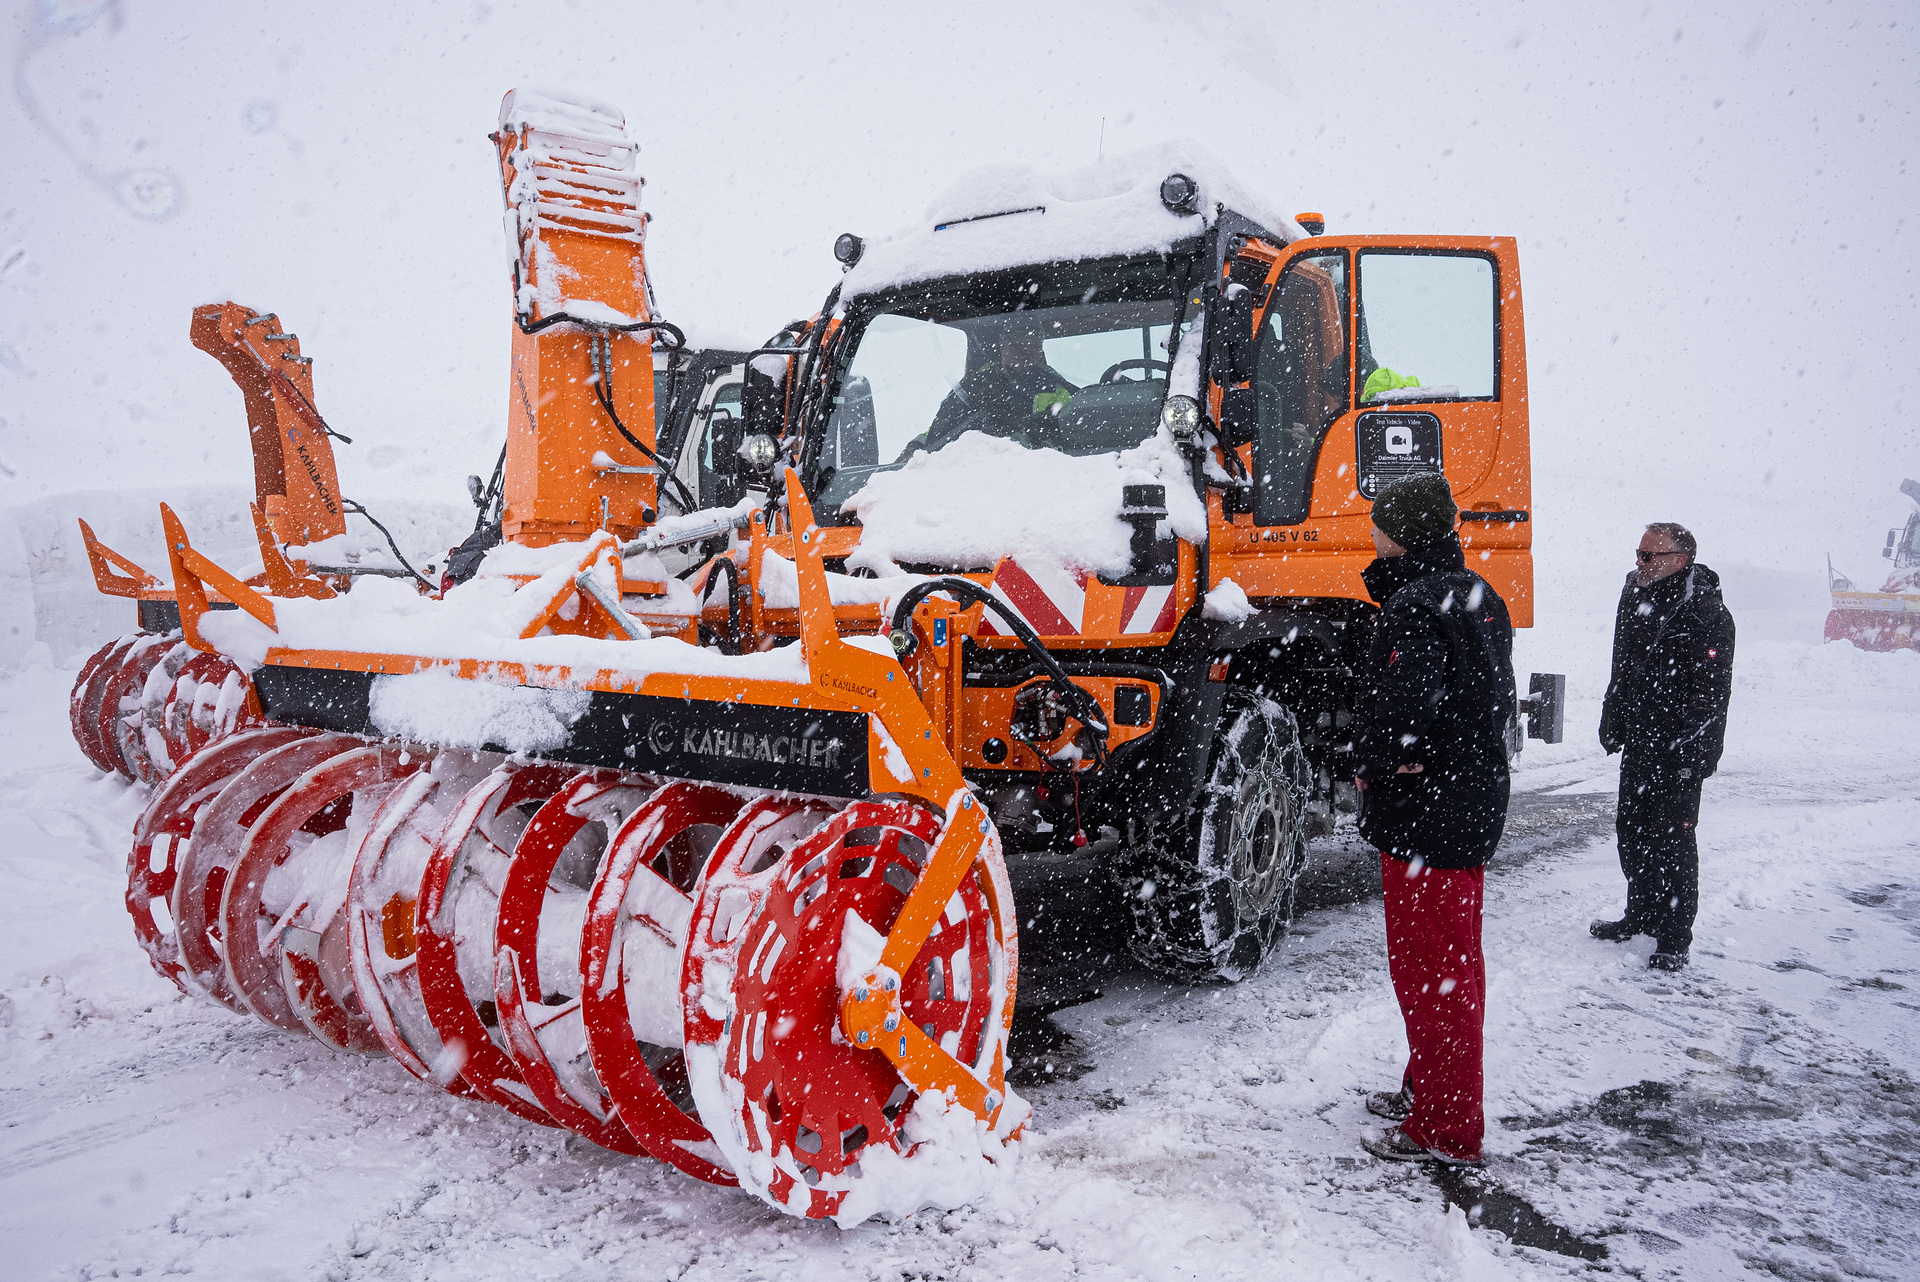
[1362,366,1422,402]
[925,326,1076,452]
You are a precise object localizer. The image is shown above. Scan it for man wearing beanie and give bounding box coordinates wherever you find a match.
[1352,471,1516,1168]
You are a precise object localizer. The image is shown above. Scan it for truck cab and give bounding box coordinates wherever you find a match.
[734,152,1535,980]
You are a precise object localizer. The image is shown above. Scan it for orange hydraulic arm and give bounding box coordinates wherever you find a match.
[493,88,677,547]
[189,301,349,548]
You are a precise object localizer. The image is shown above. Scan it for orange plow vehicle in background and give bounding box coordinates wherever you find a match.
[1825,478,1920,652]
[71,87,1560,1224]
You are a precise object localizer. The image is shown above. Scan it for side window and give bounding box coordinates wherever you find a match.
[1252,251,1348,527]
[697,378,743,507]
[1356,252,1496,403]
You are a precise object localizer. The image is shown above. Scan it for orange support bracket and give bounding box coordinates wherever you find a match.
[780,470,1016,1130]
[251,504,337,600]
[161,503,278,653]
[509,531,638,640]
[77,519,165,599]
[838,800,1006,1123]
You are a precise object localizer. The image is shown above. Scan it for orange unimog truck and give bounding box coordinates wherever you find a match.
[728,156,1553,983]
[69,91,1558,1226]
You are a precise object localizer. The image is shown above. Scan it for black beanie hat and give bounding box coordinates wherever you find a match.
[1371,473,1458,548]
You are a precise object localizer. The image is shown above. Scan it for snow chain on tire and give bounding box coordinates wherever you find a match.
[1116,691,1311,982]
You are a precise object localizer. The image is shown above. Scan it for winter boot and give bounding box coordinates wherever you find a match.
[1362,1126,1484,1168]
[1366,1087,1413,1122]
[1589,918,1638,942]
[1648,950,1689,972]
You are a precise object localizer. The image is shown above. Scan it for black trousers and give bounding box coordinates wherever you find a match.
[1616,752,1703,952]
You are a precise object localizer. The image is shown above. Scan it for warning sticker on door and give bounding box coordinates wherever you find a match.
[1355,411,1444,499]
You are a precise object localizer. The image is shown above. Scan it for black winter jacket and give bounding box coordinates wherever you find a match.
[1599,563,1735,776]
[1354,534,1518,869]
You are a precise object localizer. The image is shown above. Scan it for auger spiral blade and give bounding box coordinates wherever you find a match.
[682,797,1015,1222]
[346,753,501,1093]
[127,726,313,993]
[220,742,424,1051]
[70,635,132,774]
[413,761,574,1126]
[170,734,363,1014]
[97,633,178,783]
[491,770,656,1155]
[154,650,259,772]
[579,780,751,1186]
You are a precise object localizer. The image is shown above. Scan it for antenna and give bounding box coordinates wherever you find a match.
[1098,117,1105,160]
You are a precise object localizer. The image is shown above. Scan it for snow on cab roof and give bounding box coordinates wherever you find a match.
[838,140,1302,299]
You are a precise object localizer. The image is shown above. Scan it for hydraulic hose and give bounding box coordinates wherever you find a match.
[590,332,699,514]
[697,556,743,655]
[340,499,435,591]
[886,577,1110,759]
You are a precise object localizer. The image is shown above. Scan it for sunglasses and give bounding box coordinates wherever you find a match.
[1636,549,1684,563]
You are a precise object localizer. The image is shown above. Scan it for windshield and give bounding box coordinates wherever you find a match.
[813,255,1193,513]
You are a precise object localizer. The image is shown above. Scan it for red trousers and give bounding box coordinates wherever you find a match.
[1381,854,1486,1162]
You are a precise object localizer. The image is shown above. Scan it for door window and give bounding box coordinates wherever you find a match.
[697,378,743,507]
[1356,251,1497,403]
[1252,251,1348,527]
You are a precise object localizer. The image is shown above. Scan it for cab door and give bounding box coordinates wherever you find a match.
[1209,235,1532,625]
[654,361,747,575]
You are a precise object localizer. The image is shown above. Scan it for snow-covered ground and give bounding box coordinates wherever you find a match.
[4,3,1917,1276]
[3,618,1914,1278]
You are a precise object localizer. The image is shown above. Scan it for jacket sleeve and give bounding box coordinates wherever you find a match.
[1674,604,1735,775]
[1354,599,1448,780]
[1598,586,1631,754]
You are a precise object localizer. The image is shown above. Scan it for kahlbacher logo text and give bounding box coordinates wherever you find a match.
[645,720,844,770]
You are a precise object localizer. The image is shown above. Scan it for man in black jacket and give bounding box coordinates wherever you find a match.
[1593,522,1735,971]
[1351,472,1516,1168]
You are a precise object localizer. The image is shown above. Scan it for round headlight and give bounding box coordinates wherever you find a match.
[834,232,864,267]
[1160,394,1202,439]
[742,433,782,470]
[1159,172,1199,215]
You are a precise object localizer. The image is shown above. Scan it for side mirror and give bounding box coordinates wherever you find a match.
[1218,386,1258,447]
[741,354,790,439]
[1205,282,1259,390]
[1520,672,1566,744]
[466,474,485,508]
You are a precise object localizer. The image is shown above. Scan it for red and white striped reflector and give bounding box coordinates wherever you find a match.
[976,560,1177,639]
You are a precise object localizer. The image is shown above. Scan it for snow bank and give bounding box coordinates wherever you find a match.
[839,141,1300,298]
[0,487,475,672]
[843,429,1205,576]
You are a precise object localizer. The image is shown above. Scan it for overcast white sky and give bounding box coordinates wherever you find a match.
[2,0,1915,586]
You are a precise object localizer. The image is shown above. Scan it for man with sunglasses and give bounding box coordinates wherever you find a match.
[1594,522,1736,970]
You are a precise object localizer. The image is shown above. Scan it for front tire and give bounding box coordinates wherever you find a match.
[1117,691,1311,982]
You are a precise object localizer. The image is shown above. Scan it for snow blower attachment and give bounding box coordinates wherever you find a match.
[75,89,1551,1224]
[81,87,1021,1226]
[1825,478,1920,651]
